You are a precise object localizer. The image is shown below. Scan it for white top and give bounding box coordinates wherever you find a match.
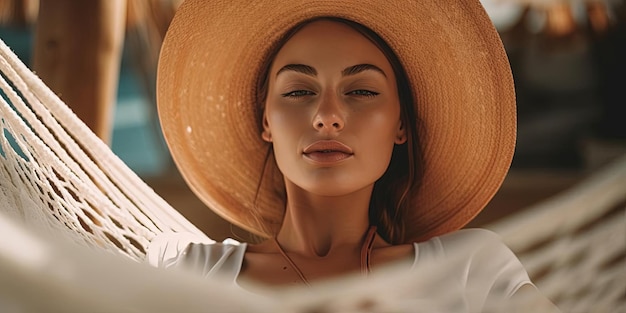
[146,228,531,312]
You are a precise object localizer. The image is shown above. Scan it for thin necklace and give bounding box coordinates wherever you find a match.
[273,225,378,286]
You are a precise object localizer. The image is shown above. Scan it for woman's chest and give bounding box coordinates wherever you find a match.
[238,244,415,287]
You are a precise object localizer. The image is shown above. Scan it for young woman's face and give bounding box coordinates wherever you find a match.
[263,20,406,196]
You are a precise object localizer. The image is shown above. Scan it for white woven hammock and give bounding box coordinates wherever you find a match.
[0,36,624,312]
[0,38,206,261]
[490,157,626,313]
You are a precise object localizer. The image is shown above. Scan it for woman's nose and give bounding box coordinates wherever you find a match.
[312,96,345,131]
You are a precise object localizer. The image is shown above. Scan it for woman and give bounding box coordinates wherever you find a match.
[149,0,559,311]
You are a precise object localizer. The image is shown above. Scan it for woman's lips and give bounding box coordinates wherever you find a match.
[303,140,353,164]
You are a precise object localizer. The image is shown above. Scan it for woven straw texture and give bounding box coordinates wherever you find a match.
[157,0,517,243]
[0,37,624,312]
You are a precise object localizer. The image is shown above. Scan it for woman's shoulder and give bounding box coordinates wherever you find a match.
[421,229,531,293]
[146,232,212,267]
[414,228,529,286]
[412,228,532,311]
[440,228,519,263]
[146,232,246,279]
[415,228,509,257]
[435,227,504,244]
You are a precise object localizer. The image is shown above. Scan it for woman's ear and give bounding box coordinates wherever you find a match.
[261,111,272,142]
[395,120,407,144]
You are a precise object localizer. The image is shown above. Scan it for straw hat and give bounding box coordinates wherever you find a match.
[157,0,516,243]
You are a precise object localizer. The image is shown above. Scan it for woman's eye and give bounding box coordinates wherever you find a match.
[348,90,380,97]
[281,90,315,98]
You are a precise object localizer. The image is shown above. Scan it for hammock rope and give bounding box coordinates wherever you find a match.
[487,154,626,313]
[0,38,205,261]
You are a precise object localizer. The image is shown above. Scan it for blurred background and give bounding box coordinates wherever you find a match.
[0,0,624,240]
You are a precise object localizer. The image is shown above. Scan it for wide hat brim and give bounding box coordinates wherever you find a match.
[157,0,516,243]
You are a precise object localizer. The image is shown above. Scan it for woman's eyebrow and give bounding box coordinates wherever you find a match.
[276,64,317,77]
[342,64,387,78]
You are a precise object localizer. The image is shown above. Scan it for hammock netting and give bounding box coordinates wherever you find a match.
[0,39,206,261]
[0,37,624,312]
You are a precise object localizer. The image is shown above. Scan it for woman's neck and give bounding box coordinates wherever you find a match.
[275,181,374,257]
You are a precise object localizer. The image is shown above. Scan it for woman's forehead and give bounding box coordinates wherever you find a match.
[278,20,376,53]
[271,20,393,75]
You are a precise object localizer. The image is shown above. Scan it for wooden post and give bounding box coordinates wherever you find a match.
[32,0,127,145]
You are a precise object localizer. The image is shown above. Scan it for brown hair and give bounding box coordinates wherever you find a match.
[256,17,423,244]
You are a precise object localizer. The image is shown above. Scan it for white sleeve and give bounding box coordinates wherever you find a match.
[145,232,215,269]
[461,229,532,310]
[408,229,533,312]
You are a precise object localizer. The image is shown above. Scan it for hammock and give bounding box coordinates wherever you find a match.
[0,38,206,262]
[0,37,624,312]
[488,155,626,313]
